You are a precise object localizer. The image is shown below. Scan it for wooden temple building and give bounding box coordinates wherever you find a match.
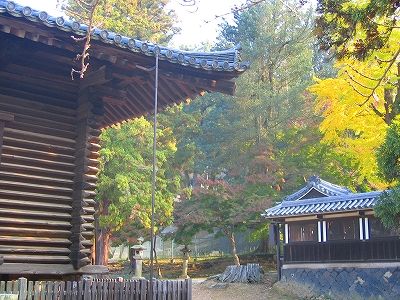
[0,0,248,279]
[264,176,400,298]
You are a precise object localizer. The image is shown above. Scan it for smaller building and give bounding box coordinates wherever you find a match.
[263,176,400,299]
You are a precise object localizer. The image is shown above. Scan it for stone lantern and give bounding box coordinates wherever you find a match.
[180,245,191,279]
[129,237,146,279]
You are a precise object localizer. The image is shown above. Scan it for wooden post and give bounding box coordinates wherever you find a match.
[70,89,103,270]
[187,279,192,300]
[17,278,27,300]
[275,223,282,280]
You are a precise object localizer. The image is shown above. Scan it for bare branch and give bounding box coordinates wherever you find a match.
[346,64,380,81]
[62,6,86,19]
[345,70,374,90]
[358,46,400,107]
[345,79,370,98]
[205,0,266,24]
[178,0,197,6]
[369,103,385,120]
[205,0,306,24]
[69,0,99,79]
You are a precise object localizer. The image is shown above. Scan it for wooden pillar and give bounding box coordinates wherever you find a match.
[70,90,103,270]
[318,220,322,242]
[275,223,282,280]
[359,217,364,240]
[0,112,14,267]
[364,217,369,240]
[284,223,289,244]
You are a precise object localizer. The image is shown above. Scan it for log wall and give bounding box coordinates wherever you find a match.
[0,56,99,273]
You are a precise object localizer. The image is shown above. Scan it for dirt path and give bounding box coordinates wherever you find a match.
[192,273,299,300]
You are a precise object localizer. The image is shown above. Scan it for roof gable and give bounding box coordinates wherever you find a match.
[283,175,351,202]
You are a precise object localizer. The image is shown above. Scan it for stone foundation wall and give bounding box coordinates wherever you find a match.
[281,264,400,300]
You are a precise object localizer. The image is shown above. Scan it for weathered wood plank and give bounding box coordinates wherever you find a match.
[2,136,75,155]
[1,255,70,264]
[59,281,66,300]
[0,207,71,219]
[39,282,46,300]
[0,189,72,204]
[33,281,40,300]
[134,280,140,300]
[0,281,5,293]
[65,281,72,300]
[27,281,34,300]
[0,169,74,185]
[0,199,71,211]
[102,280,108,300]
[83,279,91,300]
[45,281,53,300]
[140,280,147,300]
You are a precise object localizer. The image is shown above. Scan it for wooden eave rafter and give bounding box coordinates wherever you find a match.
[0,15,240,127]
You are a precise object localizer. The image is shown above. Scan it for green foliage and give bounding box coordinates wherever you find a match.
[315,0,398,59]
[375,189,400,229]
[248,223,269,243]
[97,117,179,236]
[183,0,318,185]
[64,0,179,43]
[174,178,272,241]
[374,117,400,230]
[377,116,400,183]
[170,2,366,246]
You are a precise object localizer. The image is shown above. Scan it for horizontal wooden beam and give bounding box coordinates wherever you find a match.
[0,263,108,275]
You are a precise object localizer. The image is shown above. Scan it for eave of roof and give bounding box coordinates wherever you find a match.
[263,191,382,219]
[0,1,249,73]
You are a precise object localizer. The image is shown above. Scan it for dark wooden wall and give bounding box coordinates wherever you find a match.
[0,40,99,273]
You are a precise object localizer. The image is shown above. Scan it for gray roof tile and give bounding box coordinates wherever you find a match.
[0,1,250,72]
[263,190,383,218]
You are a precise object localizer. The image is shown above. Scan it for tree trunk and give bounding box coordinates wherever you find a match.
[227,230,240,266]
[256,236,268,253]
[99,228,111,266]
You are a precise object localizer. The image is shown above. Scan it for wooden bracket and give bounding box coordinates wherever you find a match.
[80,66,112,91]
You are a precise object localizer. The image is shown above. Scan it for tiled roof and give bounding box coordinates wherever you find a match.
[0,1,249,72]
[263,191,381,218]
[283,175,351,202]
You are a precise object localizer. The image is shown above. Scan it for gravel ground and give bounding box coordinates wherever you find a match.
[192,272,301,300]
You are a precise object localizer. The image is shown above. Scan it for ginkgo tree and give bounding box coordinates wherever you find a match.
[310,8,399,190]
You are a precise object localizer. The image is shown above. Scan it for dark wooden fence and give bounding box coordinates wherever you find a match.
[0,277,192,300]
[284,238,400,263]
